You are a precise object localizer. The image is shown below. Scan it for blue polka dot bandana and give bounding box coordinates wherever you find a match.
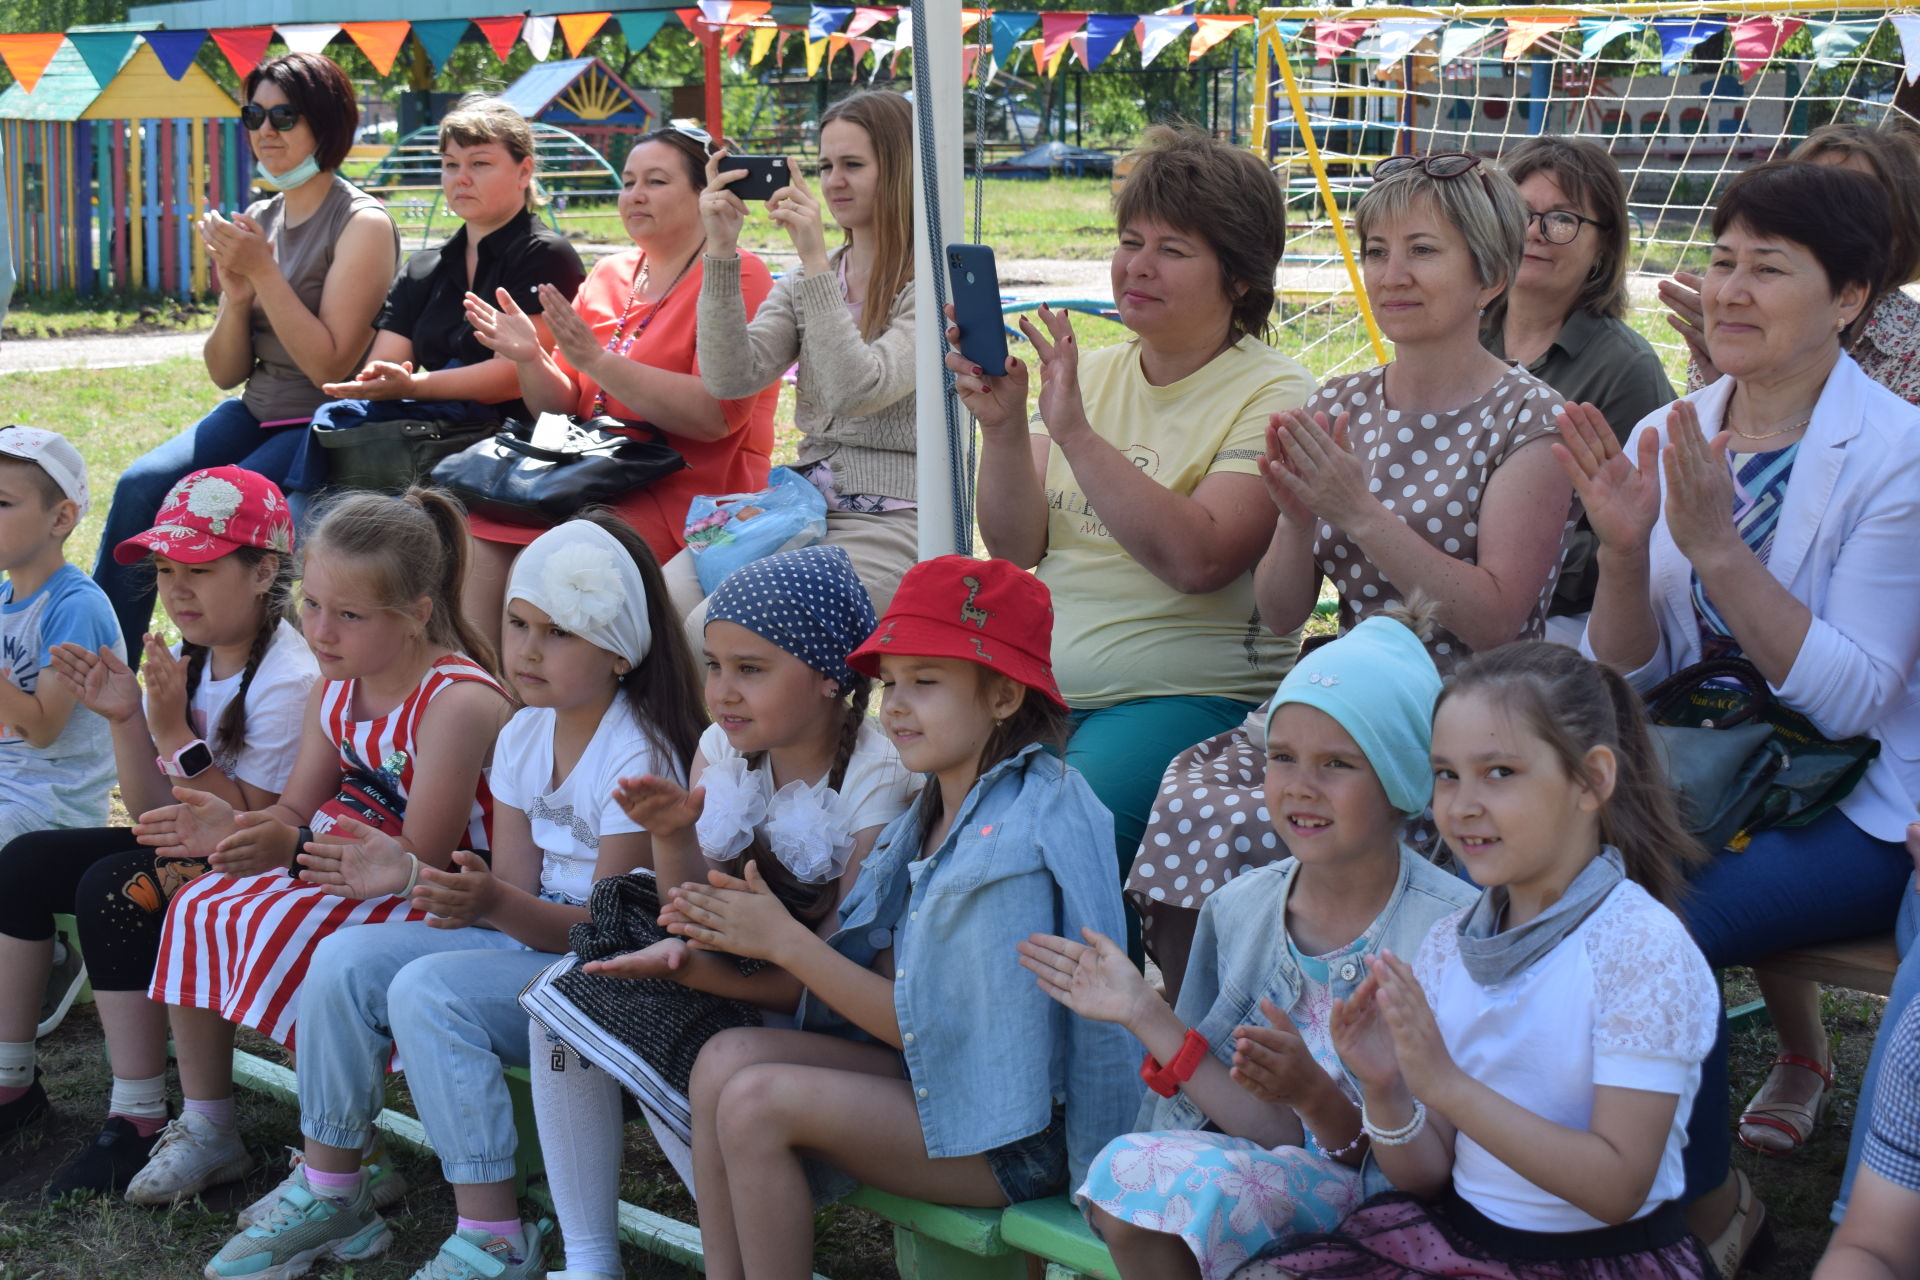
[705,544,877,689]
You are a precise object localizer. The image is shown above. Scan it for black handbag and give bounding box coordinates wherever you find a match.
[311,414,499,494]
[1644,657,1880,853]
[429,415,687,528]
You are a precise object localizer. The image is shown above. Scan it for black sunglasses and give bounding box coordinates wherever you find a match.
[1374,151,1495,200]
[241,103,303,133]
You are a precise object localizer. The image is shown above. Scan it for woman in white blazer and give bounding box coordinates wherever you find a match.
[1560,160,1920,1279]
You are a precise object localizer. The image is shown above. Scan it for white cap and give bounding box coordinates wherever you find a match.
[0,426,89,516]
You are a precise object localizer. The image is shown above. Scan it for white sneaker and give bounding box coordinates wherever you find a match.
[124,1111,257,1205]
[238,1146,409,1228]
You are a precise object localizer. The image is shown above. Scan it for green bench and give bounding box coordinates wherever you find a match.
[1002,1197,1120,1280]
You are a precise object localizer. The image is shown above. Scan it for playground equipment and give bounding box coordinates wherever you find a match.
[0,24,242,299]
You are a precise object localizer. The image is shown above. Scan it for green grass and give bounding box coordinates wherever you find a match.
[2,293,217,341]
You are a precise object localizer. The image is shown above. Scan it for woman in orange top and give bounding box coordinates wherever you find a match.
[464,128,777,647]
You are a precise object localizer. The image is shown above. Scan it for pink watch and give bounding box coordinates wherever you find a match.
[157,739,215,779]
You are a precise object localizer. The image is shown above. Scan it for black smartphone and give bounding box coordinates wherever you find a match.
[716,154,789,201]
[946,243,1009,376]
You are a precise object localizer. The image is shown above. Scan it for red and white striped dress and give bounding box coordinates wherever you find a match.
[149,654,504,1048]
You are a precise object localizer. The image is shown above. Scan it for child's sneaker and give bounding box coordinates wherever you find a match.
[408,1219,552,1280]
[37,933,88,1039]
[238,1144,409,1227]
[203,1167,391,1280]
[45,1116,160,1199]
[0,1069,49,1141]
[124,1111,255,1205]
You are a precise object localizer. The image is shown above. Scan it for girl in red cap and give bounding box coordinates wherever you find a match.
[0,467,318,1197]
[665,555,1140,1280]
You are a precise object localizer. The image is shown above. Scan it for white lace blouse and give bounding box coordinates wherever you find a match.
[1415,878,1718,1233]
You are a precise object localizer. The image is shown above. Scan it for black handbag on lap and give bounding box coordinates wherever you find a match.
[312,415,499,494]
[429,415,686,528]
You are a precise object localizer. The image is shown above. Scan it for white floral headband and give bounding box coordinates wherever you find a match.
[507,520,652,665]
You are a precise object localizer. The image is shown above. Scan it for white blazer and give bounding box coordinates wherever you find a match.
[1584,353,1920,842]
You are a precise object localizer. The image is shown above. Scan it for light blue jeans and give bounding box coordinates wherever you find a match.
[297,921,554,1185]
[1833,875,1919,1224]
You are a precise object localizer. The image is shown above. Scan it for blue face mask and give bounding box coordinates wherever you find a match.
[256,152,321,192]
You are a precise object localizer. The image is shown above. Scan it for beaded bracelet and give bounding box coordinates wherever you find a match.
[1306,1121,1368,1160]
[1361,1098,1427,1147]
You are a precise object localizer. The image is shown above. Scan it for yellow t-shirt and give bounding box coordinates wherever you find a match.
[1036,336,1314,707]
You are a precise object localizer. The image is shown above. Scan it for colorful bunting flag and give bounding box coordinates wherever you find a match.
[1809,18,1877,70]
[144,28,208,80]
[1367,17,1441,60]
[1503,17,1572,60]
[1037,12,1086,70]
[1729,16,1800,79]
[619,11,672,53]
[1575,17,1642,62]
[523,14,556,60]
[961,41,982,82]
[276,24,340,56]
[341,21,409,75]
[1136,13,1193,67]
[991,11,1036,69]
[209,26,274,80]
[409,19,468,73]
[473,14,522,62]
[749,24,782,64]
[1081,12,1134,71]
[1892,13,1920,83]
[558,12,610,56]
[67,30,140,84]
[1437,22,1493,67]
[698,1,730,24]
[805,34,829,73]
[961,8,984,38]
[808,6,854,39]
[0,33,63,93]
[845,4,891,37]
[1653,18,1722,72]
[1188,14,1250,63]
[1312,19,1368,65]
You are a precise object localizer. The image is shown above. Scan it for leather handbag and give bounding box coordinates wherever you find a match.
[311,414,498,494]
[1643,657,1880,853]
[429,415,687,528]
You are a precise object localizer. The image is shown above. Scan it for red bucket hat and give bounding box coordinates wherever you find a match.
[113,466,294,565]
[848,556,1065,708]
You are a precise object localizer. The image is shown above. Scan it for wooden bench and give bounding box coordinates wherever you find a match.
[1727,932,1899,1030]
[847,1186,1026,1278]
[1001,1196,1120,1280]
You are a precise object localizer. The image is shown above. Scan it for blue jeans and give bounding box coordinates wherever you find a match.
[1679,807,1911,1201]
[1834,876,1919,1223]
[297,921,552,1186]
[91,399,308,655]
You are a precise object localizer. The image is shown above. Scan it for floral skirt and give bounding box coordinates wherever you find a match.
[1077,1130,1366,1280]
[1233,1192,1713,1280]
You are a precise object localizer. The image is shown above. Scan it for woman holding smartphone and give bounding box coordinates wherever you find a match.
[670,90,919,629]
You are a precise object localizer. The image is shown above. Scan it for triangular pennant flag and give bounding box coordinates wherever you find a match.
[1136,13,1193,67]
[619,11,671,53]
[1366,17,1441,60]
[844,4,889,37]
[408,19,467,73]
[1037,12,1086,69]
[721,25,749,58]
[523,14,556,60]
[340,21,410,75]
[1068,31,1089,69]
[1312,19,1368,65]
[805,34,830,74]
[1575,17,1642,63]
[1653,18,1722,72]
[1809,19,1877,70]
[867,34,893,75]
[961,41,981,82]
[558,12,610,56]
[1504,17,1572,61]
[991,11,1036,68]
[209,26,274,80]
[67,31,140,86]
[849,34,872,67]
[0,33,63,94]
[1892,14,1920,84]
[960,8,983,37]
[1188,14,1251,63]
[826,30,851,75]
[144,29,208,80]
[809,6,855,39]
[750,23,781,63]
[730,2,774,22]
[1438,22,1493,68]
[473,14,522,61]
[1079,12,1133,71]
[1729,16,1801,80]
[277,23,340,56]
[698,0,730,24]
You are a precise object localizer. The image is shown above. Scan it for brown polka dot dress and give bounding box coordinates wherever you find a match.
[1126,364,1571,961]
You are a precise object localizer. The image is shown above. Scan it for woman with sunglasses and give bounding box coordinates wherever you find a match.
[91,52,399,660]
[464,127,779,650]
[1489,138,1674,645]
[1122,154,1574,998]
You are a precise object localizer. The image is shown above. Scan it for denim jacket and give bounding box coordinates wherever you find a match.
[797,744,1141,1184]
[1140,847,1477,1189]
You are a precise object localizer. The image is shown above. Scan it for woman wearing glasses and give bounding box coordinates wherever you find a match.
[91,52,399,659]
[464,127,778,648]
[1125,154,1574,997]
[1489,138,1674,644]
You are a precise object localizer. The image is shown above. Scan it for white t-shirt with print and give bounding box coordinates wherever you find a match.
[490,700,669,906]
[696,718,918,841]
[152,620,318,793]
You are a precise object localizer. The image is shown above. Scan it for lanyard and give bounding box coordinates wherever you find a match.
[590,240,704,418]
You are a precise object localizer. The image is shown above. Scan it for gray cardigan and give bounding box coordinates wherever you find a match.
[696,251,918,501]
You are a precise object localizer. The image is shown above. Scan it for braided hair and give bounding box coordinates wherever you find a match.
[178,546,293,769]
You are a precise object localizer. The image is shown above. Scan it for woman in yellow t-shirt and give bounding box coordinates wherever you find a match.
[947,125,1313,960]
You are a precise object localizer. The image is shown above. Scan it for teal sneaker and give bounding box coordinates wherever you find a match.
[237,1145,409,1228]
[203,1168,391,1280]
[406,1219,552,1280]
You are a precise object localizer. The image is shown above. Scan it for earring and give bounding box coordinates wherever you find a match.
[1476,306,1487,318]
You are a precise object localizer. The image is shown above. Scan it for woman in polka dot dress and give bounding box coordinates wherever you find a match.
[1127,156,1576,996]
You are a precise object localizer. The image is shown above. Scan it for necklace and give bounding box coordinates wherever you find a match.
[589,239,705,417]
[1728,414,1811,444]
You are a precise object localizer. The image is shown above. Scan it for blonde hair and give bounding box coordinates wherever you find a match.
[1357,161,1528,297]
[1793,120,1920,287]
[819,91,915,342]
[439,94,543,210]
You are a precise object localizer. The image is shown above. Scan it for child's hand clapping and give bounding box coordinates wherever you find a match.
[613,775,706,840]
[1367,950,1459,1101]
[1330,970,1402,1094]
[1230,998,1325,1107]
[582,937,692,981]
[49,642,141,724]
[134,786,239,860]
[1016,928,1157,1031]
[411,848,498,928]
[666,862,804,962]
[139,634,194,733]
[298,816,414,900]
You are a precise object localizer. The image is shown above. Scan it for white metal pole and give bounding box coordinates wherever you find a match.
[910,0,966,560]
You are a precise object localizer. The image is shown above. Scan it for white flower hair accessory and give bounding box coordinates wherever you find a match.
[762,779,856,884]
[695,757,767,861]
[507,519,653,665]
[184,475,244,534]
[545,541,625,634]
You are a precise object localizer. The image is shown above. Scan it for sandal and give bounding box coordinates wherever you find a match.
[1737,1051,1833,1154]
[1703,1169,1774,1280]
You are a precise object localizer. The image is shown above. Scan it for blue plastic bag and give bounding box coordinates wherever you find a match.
[684,466,830,593]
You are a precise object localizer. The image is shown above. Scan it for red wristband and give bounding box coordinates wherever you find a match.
[1141,1029,1209,1098]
